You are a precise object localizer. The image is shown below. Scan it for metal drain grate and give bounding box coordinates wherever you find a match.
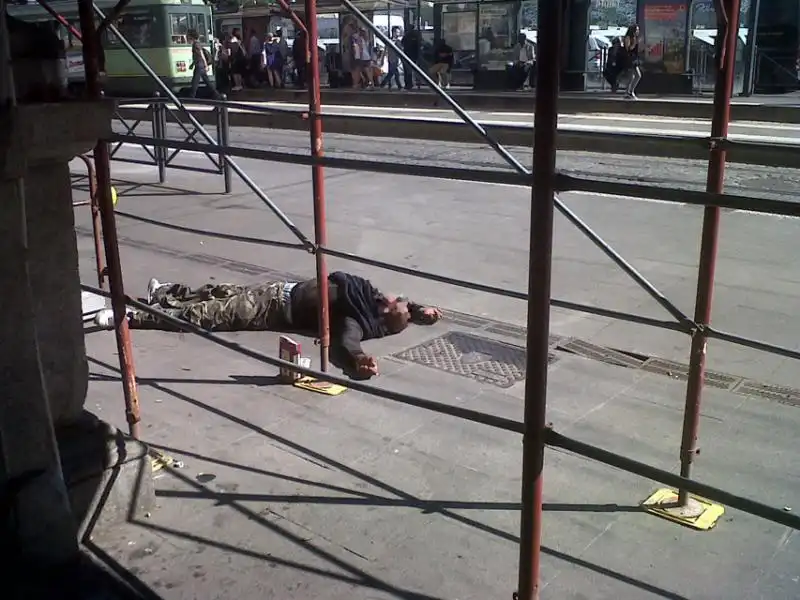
[394,331,555,388]
[485,323,527,340]
[640,358,742,390]
[482,323,563,348]
[733,380,800,407]
[557,338,645,369]
[441,310,489,329]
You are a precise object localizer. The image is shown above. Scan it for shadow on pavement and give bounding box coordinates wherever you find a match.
[89,355,688,600]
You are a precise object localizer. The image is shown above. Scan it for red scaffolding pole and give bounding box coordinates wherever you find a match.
[515,1,563,597]
[303,0,331,372]
[678,0,741,506]
[76,0,142,438]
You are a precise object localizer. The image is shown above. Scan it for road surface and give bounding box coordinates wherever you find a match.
[246,101,800,141]
[113,115,800,202]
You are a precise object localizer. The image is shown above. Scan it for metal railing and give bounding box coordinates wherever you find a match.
[111,95,232,191]
[112,94,800,170]
[51,0,800,598]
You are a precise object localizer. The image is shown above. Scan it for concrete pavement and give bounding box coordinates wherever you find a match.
[70,136,800,598]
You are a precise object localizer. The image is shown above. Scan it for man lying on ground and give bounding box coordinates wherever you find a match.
[94,271,442,378]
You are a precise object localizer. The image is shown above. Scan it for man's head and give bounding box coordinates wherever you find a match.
[380,297,410,334]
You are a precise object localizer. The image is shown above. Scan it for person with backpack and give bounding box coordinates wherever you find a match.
[188,29,221,99]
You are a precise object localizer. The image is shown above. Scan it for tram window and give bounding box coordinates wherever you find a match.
[105,12,155,47]
[170,14,189,43]
[193,14,208,42]
[170,14,208,44]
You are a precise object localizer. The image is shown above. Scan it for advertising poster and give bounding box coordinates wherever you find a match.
[639,0,688,73]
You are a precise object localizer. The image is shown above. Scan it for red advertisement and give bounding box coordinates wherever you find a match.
[640,0,688,74]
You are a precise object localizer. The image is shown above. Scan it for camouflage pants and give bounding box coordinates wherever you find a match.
[129,281,288,331]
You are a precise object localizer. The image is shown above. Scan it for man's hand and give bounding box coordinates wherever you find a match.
[355,354,379,378]
[421,307,443,324]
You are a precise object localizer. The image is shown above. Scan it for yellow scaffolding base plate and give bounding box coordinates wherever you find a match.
[293,376,348,396]
[641,488,725,531]
[149,450,175,473]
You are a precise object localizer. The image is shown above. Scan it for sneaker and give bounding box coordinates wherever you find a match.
[146,278,161,304]
[94,309,115,329]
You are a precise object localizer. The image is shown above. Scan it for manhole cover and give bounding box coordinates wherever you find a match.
[733,380,800,408]
[393,331,556,388]
[640,358,741,390]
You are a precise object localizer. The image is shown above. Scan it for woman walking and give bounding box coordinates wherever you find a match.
[623,24,642,100]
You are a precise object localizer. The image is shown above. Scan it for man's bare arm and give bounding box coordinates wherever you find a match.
[336,317,379,377]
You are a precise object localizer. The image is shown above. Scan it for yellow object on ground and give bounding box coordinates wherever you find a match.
[149,449,175,473]
[641,487,725,531]
[111,186,118,206]
[293,376,348,396]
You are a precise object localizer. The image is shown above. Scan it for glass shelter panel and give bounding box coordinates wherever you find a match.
[441,2,478,71]
[477,1,519,70]
[686,0,753,94]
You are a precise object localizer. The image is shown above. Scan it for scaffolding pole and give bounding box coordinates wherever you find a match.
[678,0,741,506]
[303,0,330,372]
[35,0,83,39]
[77,0,141,438]
[516,1,563,598]
[75,154,106,290]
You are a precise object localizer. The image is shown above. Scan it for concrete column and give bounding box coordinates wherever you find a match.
[0,100,113,567]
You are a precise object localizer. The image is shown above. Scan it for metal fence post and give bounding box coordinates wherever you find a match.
[152,95,167,183]
[217,95,232,194]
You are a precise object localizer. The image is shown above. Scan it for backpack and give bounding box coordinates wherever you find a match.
[202,46,212,65]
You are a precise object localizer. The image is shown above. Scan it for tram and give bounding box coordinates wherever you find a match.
[6,0,215,96]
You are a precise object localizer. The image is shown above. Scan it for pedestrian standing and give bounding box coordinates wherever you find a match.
[623,23,642,100]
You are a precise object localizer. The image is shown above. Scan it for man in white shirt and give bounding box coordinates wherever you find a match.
[510,32,535,90]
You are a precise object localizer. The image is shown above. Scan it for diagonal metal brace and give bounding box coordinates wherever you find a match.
[342,0,693,329]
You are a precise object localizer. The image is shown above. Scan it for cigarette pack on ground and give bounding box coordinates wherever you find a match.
[278,335,302,383]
